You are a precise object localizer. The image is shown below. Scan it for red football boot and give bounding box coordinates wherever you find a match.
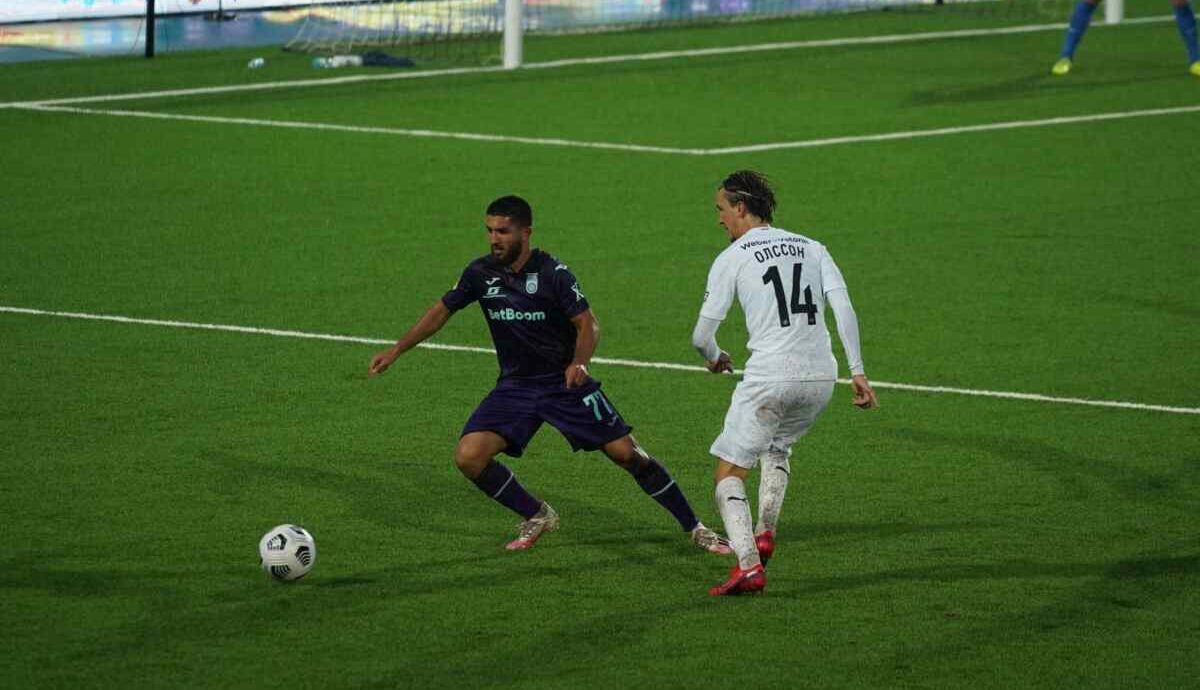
[755,530,775,566]
[505,503,559,551]
[709,564,766,596]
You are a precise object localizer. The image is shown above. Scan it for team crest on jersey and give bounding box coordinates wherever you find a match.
[525,273,539,294]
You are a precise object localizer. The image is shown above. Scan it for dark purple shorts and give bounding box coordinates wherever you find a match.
[461,378,633,458]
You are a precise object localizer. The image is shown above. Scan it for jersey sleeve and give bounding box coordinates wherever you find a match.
[699,250,738,321]
[550,265,590,318]
[441,265,479,312]
[819,247,848,296]
[826,288,865,376]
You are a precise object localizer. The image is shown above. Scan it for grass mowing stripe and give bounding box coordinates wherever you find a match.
[0,17,1174,110]
[0,64,509,109]
[19,102,1200,156]
[4,305,1197,416]
[519,14,1182,71]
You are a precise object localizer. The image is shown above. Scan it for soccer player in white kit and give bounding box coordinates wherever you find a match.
[692,170,878,596]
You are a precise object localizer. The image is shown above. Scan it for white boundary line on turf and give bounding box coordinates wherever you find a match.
[17,102,1200,156]
[3,305,1197,416]
[14,104,707,155]
[703,104,1200,154]
[0,16,1174,110]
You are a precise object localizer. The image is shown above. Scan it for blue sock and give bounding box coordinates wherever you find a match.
[1060,0,1099,59]
[471,461,542,519]
[1176,3,1200,64]
[628,456,699,532]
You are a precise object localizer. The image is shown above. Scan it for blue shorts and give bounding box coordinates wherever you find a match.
[461,378,633,458]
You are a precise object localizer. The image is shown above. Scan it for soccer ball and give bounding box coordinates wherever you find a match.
[259,524,316,581]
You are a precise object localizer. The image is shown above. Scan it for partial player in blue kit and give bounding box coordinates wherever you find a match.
[1051,0,1200,76]
[370,195,731,554]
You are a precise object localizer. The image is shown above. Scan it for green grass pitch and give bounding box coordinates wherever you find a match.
[1,2,1198,687]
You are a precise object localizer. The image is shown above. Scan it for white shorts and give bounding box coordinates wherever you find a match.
[709,379,835,469]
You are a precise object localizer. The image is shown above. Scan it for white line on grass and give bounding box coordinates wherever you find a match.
[15,104,707,155]
[703,104,1200,154]
[3,305,1197,416]
[18,102,1200,156]
[0,16,1173,110]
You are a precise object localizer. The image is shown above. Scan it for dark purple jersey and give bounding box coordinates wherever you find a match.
[442,249,590,383]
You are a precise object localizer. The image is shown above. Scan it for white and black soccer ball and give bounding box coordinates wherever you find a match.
[259,524,316,581]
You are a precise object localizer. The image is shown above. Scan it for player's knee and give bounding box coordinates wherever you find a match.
[713,460,749,484]
[454,441,491,478]
[608,451,640,470]
[602,436,642,469]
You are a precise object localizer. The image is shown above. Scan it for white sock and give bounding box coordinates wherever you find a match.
[716,476,760,570]
[756,450,791,535]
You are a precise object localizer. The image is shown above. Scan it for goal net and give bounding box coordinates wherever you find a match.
[285,1,504,64]
[284,0,949,65]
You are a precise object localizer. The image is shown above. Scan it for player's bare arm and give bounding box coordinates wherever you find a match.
[566,309,598,388]
[369,300,454,376]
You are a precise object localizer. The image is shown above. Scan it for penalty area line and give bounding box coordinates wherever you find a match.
[2,305,1197,416]
[14,102,1200,157]
[13,104,705,155]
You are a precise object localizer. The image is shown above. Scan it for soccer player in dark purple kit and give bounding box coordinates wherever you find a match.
[370,195,730,554]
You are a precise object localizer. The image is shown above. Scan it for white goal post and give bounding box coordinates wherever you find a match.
[1106,0,1124,25]
[503,0,523,69]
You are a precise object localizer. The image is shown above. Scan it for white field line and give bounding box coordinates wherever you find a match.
[3,305,1197,416]
[18,101,1200,156]
[704,104,1200,154]
[14,104,706,155]
[0,16,1174,111]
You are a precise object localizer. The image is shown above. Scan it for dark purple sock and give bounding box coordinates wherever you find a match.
[470,461,542,520]
[629,457,699,532]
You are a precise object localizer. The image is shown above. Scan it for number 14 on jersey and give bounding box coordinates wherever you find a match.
[762,262,817,328]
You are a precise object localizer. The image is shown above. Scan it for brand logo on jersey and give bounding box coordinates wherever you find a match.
[739,236,809,251]
[703,291,710,303]
[555,263,569,271]
[485,277,500,285]
[487,308,546,322]
[525,273,539,294]
[571,282,585,302]
[483,286,504,299]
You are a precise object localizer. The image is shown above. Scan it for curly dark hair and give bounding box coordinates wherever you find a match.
[720,170,776,223]
[486,195,533,228]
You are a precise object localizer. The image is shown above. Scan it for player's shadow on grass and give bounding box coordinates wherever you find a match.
[1117,292,1200,321]
[770,553,1200,600]
[0,563,195,598]
[313,501,711,595]
[313,546,676,597]
[906,70,1180,106]
[886,427,1193,511]
[791,521,996,545]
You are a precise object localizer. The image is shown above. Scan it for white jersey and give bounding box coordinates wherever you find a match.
[700,226,847,382]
